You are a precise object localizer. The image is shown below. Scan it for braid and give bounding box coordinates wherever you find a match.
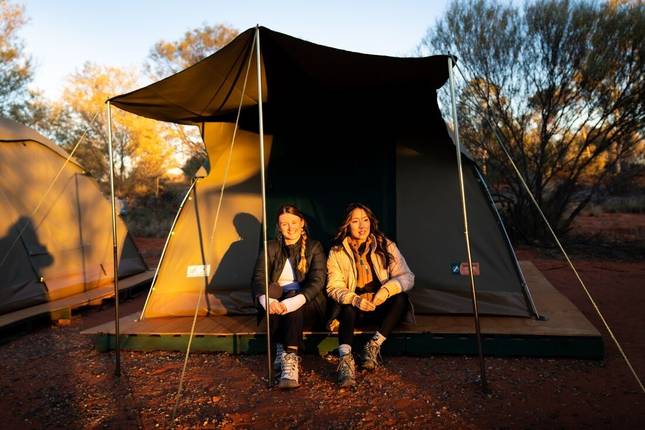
[297,231,308,275]
[275,204,309,275]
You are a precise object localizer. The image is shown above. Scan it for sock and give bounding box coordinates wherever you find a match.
[372,331,386,346]
[338,343,352,357]
[286,346,298,355]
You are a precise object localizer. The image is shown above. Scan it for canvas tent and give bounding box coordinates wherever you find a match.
[0,116,147,315]
[110,26,538,320]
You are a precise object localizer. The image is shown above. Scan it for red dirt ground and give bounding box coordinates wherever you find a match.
[0,219,643,429]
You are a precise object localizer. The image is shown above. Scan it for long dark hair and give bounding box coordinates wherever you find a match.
[333,202,392,268]
[275,204,308,275]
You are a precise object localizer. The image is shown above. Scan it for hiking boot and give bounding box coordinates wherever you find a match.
[337,354,356,388]
[362,339,382,370]
[274,343,285,372]
[278,352,301,389]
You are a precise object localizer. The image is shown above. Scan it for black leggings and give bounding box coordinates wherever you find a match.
[269,299,318,350]
[338,293,408,346]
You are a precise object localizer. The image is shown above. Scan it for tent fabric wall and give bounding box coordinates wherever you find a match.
[397,137,530,316]
[142,124,533,318]
[141,122,271,318]
[111,26,535,319]
[0,117,147,315]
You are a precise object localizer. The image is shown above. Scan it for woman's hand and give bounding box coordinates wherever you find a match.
[352,294,376,312]
[269,300,287,314]
[372,287,389,307]
[373,281,402,306]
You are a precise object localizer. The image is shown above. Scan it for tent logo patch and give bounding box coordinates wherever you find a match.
[451,262,480,276]
[186,264,211,278]
[450,263,461,274]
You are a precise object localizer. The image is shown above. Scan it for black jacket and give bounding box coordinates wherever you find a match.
[252,238,327,323]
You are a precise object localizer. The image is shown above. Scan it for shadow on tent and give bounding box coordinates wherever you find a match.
[0,217,53,315]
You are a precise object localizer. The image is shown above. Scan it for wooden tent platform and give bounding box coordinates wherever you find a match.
[0,270,155,330]
[82,262,603,359]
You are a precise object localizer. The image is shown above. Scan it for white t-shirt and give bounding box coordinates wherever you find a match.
[268,258,306,313]
[278,258,297,287]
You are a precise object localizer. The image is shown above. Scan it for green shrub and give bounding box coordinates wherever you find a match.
[123,183,189,238]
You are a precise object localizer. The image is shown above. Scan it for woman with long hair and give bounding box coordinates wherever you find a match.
[326,203,414,387]
[252,204,327,389]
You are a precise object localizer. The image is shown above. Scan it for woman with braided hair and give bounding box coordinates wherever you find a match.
[326,203,414,387]
[251,204,327,389]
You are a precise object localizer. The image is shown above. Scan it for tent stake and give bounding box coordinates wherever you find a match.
[447,57,488,392]
[106,101,121,377]
[255,26,273,386]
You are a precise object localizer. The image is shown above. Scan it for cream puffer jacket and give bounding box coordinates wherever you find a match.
[326,235,414,305]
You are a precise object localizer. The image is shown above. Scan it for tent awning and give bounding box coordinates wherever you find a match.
[109,26,454,125]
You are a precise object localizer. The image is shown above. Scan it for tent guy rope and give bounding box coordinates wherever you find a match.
[454,63,645,395]
[171,31,257,421]
[207,36,256,252]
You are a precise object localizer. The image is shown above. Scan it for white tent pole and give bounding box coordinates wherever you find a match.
[138,180,197,320]
[473,165,542,319]
[448,57,488,392]
[106,101,121,377]
[255,26,273,385]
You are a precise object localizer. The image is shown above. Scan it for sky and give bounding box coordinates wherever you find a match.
[20,0,451,100]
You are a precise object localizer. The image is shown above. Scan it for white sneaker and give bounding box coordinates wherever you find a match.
[278,352,301,389]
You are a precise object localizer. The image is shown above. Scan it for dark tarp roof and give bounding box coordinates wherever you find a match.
[110,26,454,132]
